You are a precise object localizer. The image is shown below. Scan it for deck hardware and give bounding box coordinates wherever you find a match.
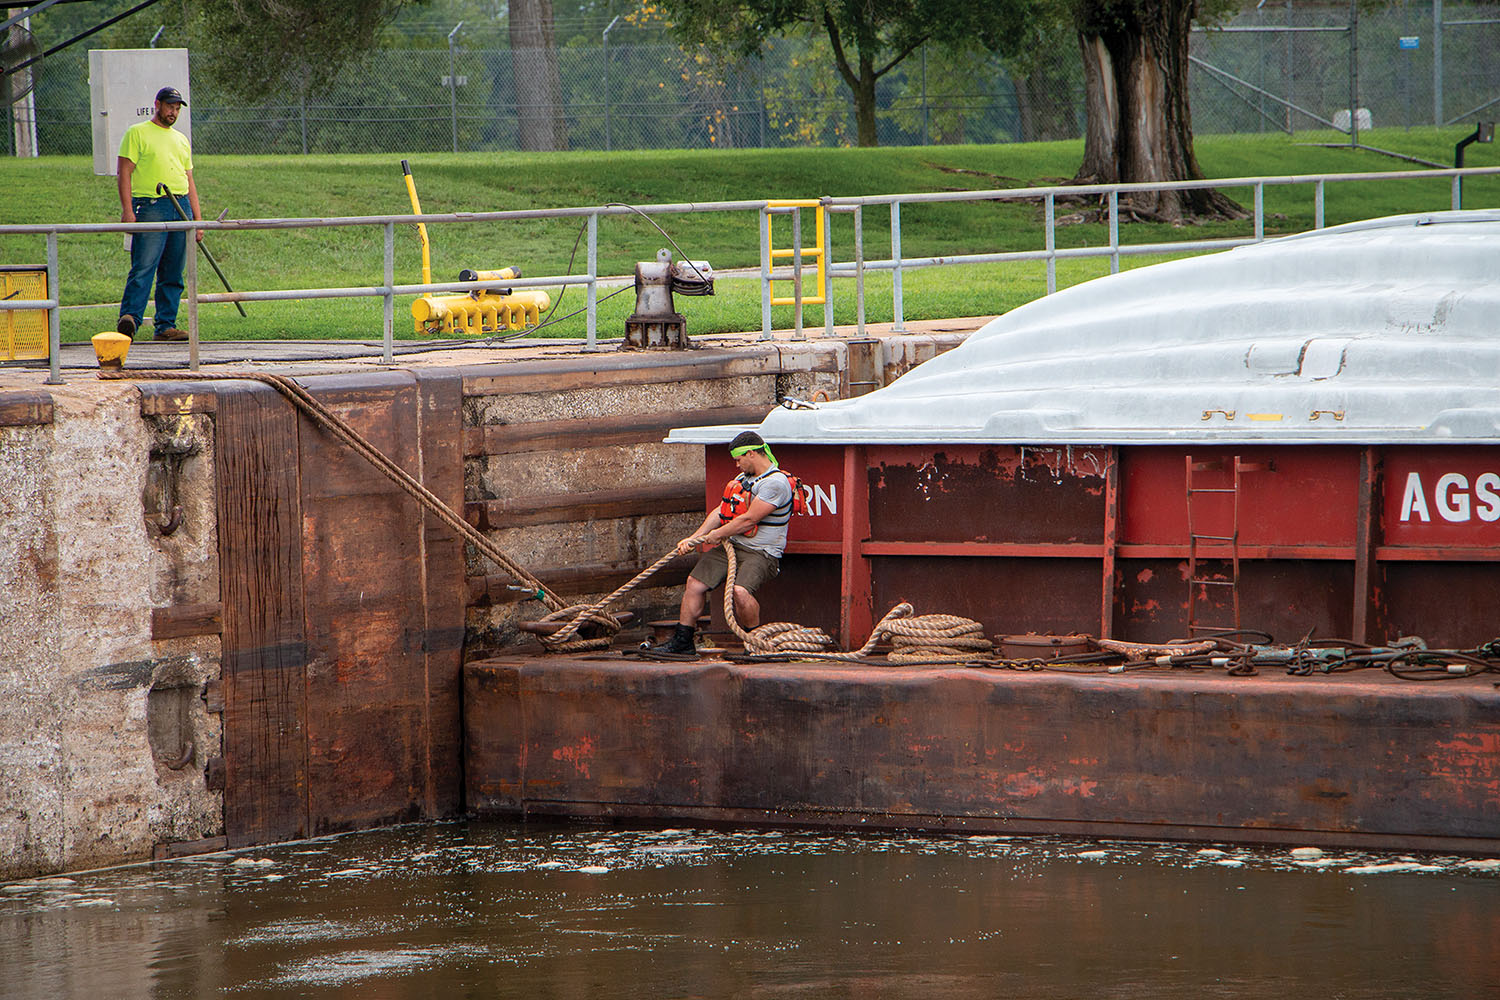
[150,438,199,537]
[1201,409,1236,421]
[1310,410,1346,421]
[781,397,820,410]
[166,741,195,770]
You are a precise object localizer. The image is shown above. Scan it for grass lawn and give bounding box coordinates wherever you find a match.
[0,127,1494,343]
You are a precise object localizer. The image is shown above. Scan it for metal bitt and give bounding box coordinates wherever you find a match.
[622,248,714,350]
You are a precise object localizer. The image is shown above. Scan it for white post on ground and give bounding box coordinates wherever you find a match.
[890,201,905,332]
[759,206,772,340]
[854,206,866,339]
[1044,193,1056,294]
[383,222,395,363]
[45,232,60,384]
[791,207,804,340]
[822,198,834,339]
[586,211,599,350]
[186,225,199,371]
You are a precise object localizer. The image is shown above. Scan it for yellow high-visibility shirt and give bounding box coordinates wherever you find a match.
[119,120,193,198]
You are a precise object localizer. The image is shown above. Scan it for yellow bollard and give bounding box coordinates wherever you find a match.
[91,331,131,369]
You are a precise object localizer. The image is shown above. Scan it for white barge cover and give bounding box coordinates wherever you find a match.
[669,210,1500,446]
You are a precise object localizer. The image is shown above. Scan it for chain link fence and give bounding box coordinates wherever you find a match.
[7,3,1499,157]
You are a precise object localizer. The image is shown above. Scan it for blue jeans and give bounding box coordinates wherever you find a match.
[120,195,187,330]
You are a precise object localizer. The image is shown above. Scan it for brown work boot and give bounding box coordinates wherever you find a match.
[153,326,189,342]
[116,315,136,339]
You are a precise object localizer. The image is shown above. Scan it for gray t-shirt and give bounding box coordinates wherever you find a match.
[730,466,795,559]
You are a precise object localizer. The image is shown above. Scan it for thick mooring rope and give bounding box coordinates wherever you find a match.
[101,369,577,611]
[103,370,994,661]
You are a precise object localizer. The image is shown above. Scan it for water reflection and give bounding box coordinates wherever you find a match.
[2,824,1497,998]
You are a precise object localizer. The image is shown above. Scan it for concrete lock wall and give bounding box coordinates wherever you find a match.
[1,384,222,882]
[0,332,964,880]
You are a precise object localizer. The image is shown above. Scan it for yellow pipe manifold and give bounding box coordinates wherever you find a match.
[412,289,551,336]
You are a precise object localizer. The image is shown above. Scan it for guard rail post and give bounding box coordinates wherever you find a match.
[1451,175,1461,211]
[890,201,905,332]
[759,205,772,340]
[45,232,60,385]
[853,205,866,339]
[1044,193,1056,295]
[1254,183,1265,241]
[1315,180,1325,228]
[586,211,599,350]
[383,222,395,364]
[1108,191,1120,274]
[186,225,199,371]
[822,197,834,339]
[791,206,804,340]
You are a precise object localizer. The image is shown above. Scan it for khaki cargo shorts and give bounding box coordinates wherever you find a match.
[689,544,780,593]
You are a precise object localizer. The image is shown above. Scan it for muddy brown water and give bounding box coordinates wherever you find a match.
[2,822,1497,998]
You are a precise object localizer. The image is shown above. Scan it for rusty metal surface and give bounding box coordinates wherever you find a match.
[867,445,1107,545]
[1117,558,1357,644]
[872,556,1102,638]
[465,656,1500,851]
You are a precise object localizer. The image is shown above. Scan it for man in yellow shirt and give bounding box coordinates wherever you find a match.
[117,86,202,342]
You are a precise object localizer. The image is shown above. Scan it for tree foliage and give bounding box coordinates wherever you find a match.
[658,0,1038,147]
[192,0,427,101]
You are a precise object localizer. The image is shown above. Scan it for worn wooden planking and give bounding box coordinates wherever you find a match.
[415,370,467,818]
[462,405,774,458]
[466,481,702,530]
[151,601,223,640]
[215,381,308,848]
[0,390,52,427]
[296,373,472,833]
[136,382,218,416]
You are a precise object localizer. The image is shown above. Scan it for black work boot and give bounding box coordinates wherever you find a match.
[646,624,697,658]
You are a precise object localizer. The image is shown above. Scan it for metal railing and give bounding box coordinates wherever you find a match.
[3,165,1498,384]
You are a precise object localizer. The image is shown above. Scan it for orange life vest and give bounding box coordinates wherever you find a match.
[717,468,807,537]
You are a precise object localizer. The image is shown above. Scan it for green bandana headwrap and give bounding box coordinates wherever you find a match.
[730,442,777,467]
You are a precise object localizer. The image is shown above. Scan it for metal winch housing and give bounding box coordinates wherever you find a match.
[622,249,714,350]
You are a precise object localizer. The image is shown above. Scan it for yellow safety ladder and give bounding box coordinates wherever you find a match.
[767,200,825,306]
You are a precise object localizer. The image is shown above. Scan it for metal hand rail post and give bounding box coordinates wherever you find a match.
[1451,176,1461,211]
[890,201,905,331]
[45,232,60,384]
[1315,180,1325,228]
[186,226,199,371]
[822,198,834,339]
[383,222,395,363]
[759,205,772,340]
[1254,183,1265,241]
[1044,193,1056,294]
[586,212,599,350]
[1108,191,1119,274]
[853,206,865,338]
[792,207,804,340]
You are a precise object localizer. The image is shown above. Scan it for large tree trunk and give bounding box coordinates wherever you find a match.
[852,60,878,147]
[1073,0,1242,221]
[509,0,568,151]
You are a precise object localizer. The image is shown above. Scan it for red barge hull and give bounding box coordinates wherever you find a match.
[465,657,1500,852]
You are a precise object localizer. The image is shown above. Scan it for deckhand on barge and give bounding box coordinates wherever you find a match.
[467,211,1500,852]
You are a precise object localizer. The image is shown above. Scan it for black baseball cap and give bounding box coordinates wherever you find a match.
[155,87,186,105]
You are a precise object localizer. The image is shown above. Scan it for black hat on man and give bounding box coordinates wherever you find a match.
[155,87,186,105]
[729,430,766,451]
